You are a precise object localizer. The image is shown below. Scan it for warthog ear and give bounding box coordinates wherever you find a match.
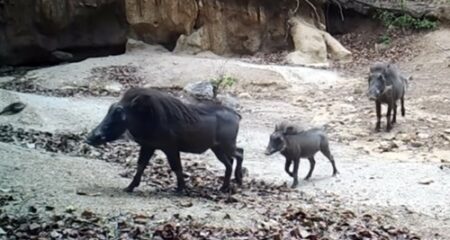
[275,123,281,132]
[130,95,150,109]
[284,125,296,135]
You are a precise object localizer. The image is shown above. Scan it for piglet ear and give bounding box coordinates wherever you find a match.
[284,126,296,135]
[275,123,281,132]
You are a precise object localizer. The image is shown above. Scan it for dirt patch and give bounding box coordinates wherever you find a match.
[1,29,450,239]
[0,142,425,240]
[0,191,422,239]
[332,30,424,76]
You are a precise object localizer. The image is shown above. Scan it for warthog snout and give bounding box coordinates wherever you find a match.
[85,103,128,147]
[265,132,285,156]
[367,87,381,101]
[367,93,378,101]
[264,147,275,156]
[85,129,106,147]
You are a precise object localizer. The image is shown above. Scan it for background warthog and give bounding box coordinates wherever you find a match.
[85,87,244,194]
[264,122,338,188]
[367,62,408,132]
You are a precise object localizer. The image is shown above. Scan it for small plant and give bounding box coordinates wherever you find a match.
[378,34,391,45]
[210,75,237,97]
[211,75,237,90]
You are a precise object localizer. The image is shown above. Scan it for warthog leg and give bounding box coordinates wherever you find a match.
[392,102,397,124]
[321,143,339,176]
[212,147,233,193]
[291,158,300,188]
[304,156,316,180]
[284,159,293,177]
[164,149,186,193]
[386,102,393,131]
[375,101,382,132]
[234,147,244,185]
[124,148,154,193]
[401,96,406,116]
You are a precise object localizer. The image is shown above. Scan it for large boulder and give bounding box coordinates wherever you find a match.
[0,0,128,66]
[286,17,352,66]
[183,80,215,99]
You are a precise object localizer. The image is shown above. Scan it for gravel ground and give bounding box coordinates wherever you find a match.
[1,29,450,239]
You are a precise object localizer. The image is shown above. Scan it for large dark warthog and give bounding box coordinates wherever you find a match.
[264,122,338,188]
[367,62,408,132]
[85,87,244,193]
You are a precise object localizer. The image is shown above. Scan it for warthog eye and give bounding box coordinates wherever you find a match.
[274,137,282,144]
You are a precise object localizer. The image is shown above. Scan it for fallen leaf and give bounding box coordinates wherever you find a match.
[76,190,102,197]
[179,201,193,208]
[418,179,434,185]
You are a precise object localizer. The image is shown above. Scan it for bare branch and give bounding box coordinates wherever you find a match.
[293,0,300,15]
[332,0,345,21]
[285,0,300,41]
[303,0,322,27]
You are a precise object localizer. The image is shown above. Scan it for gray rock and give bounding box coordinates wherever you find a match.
[217,94,240,110]
[183,81,215,99]
[51,51,74,62]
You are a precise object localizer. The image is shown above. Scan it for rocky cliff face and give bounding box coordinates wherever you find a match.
[125,0,297,54]
[124,0,352,65]
[1,0,353,67]
[0,0,128,66]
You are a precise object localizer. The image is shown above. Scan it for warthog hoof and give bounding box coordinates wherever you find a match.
[123,186,135,193]
[304,175,312,180]
[220,185,231,193]
[234,177,243,186]
[174,187,189,196]
[291,180,298,189]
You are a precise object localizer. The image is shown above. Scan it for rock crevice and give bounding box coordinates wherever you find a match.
[0,0,128,66]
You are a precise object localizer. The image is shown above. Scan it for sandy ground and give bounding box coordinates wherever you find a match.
[1,29,450,238]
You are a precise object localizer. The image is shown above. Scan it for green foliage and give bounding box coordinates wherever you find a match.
[375,10,438,30]
[210,75,237,91]
[378,34,391,45]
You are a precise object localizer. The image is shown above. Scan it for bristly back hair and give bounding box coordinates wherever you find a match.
[120,87,201,124]
[275,121,304,135]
